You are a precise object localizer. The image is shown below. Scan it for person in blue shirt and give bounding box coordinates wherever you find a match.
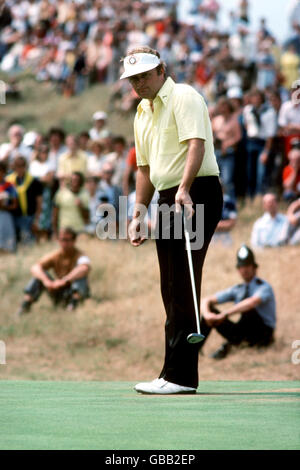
[200,245,276,359]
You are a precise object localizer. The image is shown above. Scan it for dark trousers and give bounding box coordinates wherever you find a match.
[199,307,274,348]
[24,273,90,305]
[155,176,223,388]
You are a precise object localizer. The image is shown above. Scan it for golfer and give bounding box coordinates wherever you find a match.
[122,46,223,394]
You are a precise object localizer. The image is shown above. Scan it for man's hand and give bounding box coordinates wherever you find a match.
[128,218,147,247]
[259,151,269,165]
[203,311,227,327]
[44,279,67,291]
[175,188,194,219]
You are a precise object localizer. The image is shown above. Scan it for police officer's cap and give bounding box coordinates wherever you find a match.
[236,245,258,268]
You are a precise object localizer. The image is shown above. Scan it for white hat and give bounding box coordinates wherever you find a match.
[227,87,243,99]
[92,111,107,121]
[120,52,160,80]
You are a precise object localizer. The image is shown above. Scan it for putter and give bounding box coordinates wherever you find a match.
[183,213,205,344]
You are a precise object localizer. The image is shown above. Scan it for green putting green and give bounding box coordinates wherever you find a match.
[0,381,299,450]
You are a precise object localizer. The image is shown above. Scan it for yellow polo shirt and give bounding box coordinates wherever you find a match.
[134,77,219,191]
[58,150,88,177]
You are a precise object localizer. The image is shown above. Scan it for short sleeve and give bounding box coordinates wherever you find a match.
[134,115,148,167]
[173,91,208,143]
[253,284,272,304]
[77,255,91,266]
[215,287,236,304]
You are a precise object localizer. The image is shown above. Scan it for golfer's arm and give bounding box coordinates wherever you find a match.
[223,296,262,317]
[178,139,205,192]
[132,165,155,218]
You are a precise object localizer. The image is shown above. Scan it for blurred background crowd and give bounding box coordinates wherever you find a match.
[0,0,300,254]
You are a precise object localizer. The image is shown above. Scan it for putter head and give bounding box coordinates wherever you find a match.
[187,333,205,344]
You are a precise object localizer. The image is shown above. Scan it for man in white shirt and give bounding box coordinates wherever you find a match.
[0,124,31,165]
[89,111,111,141]
[251,193,287,248]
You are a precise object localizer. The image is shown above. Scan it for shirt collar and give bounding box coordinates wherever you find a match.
[137,77,175,115]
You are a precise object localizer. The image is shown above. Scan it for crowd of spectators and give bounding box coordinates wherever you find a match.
[0,0,300,254]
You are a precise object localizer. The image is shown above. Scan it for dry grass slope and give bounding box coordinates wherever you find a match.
[0,203,299,382]
[0,75,299,383]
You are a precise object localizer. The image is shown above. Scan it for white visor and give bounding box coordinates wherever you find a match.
[120,53,160,80]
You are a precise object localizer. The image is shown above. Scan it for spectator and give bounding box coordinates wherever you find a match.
[16,227,91,316]
[251,193,287,248]
[280,44,300,90]
[200,245,276,359]
[29,143,56,179]
[0,124,31,166]
[57,134,88,179]
[282,137,300,201]
[84,176,102,235]
[243,88,277,198]
[281,197,300,245]
[78,131,92,156]
[212,192,237,246]
[52,171,90,237]
[6,155,43,244]
[87,140,106,178]
[122,145,137,196]
[278,85,300,137]
[105,135,127,189]
[212,96,242,199]
[29,143,59,241]
[48,127,67,171]
[89,111,110,141]
[97,161,122,213]
[0,161,18,252]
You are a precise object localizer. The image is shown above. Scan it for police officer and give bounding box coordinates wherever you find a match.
[200,245,276,359]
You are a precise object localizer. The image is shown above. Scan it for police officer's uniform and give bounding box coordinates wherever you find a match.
[200,246,276,353]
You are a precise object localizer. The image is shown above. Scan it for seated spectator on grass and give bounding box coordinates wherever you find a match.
[6,155,43,244]
[212,193,237,246]
[281,198,300,246]
[0,124,31,167]
[89,111,110,141]
[200,245,276,359]
[16,227,91,316]
[282,137,300,201]
[251,193,287,248]
[52,171,90,237]
[0,161,18,253]
[57,134,88,179]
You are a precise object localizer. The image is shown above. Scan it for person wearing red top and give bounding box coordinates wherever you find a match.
[122,146,137,196]
[282,138,300,201]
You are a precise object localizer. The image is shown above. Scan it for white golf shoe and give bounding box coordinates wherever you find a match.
[134,378,196,395]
